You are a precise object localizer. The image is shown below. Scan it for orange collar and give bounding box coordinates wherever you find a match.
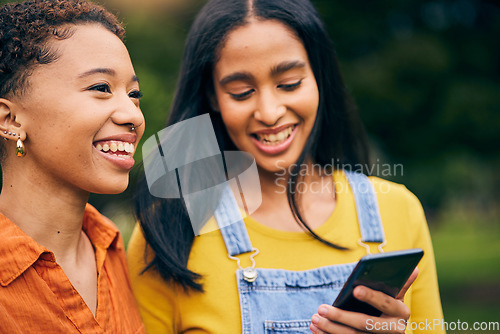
[0,203,120,286]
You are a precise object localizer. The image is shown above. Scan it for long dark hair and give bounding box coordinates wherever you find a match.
[134,0,370,291]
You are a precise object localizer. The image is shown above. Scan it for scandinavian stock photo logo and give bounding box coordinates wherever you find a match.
[142,114,262,236]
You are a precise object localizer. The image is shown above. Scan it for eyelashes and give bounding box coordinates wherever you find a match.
[87,83,143,100]
[228,79,303,101]
[88,83,111,94]
[230,89,255,101]
[278,79,302,91]
[128,90,143,99]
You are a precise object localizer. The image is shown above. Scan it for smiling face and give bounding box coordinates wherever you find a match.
[212,19,319,174]
[10,24,144,195]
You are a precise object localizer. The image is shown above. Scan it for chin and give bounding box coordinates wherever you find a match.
[91,179,130,195]
[256,160,287,175]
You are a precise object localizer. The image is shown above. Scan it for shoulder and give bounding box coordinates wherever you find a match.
[338,170,422,211]
[368,176,422,210]
[367,176,429,243]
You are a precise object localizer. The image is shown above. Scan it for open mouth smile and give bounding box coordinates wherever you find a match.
[92,134,137,169]
[94,140,135,158]
[253,125,295,146]
[250,124,298,155]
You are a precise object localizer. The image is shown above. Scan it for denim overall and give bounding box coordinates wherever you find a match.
[214,171,385,334]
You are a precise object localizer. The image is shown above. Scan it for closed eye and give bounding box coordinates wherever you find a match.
[229,89,254,101]
[129,90,143,99]
[88,83,111,94]
[278,80,302,91]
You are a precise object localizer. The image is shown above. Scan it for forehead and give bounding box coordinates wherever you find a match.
[215,19,309,73]
[12,23,134,102]
[47,24,130,68]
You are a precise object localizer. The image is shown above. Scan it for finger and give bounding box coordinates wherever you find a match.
[310,322,320,334]
[310,322,328,334]
[353,286,410,319]
[312,306,370,333]
[311,316,363,334]
[396,267,419,301]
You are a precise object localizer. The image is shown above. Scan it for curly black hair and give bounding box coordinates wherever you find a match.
[0,0,125,98]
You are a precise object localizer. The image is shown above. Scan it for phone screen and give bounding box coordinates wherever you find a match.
[333,248,424,316]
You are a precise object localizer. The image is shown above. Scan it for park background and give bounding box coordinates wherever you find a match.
[97,0,499,328]
[3,0,497,330]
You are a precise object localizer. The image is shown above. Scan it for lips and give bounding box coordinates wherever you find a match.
[93,133,137,169]
[253,125,295,146]
[250,124,298,155]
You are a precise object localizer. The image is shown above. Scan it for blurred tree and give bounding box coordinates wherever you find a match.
[0,0,497,222]
[314,0,499,215]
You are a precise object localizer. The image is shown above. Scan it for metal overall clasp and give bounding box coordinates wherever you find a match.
[228,248,260,283]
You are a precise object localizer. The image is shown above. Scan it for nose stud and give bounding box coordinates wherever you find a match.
[130,124,136,131]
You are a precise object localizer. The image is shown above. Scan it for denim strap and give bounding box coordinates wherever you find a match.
[214,184,253,256]
[216,170,385,255]
[344,170,385,243]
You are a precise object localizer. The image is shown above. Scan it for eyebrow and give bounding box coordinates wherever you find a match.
[270,60,306,76]
[78,68,140,83]
[78,68,115,78]
[219,60,307,86]
[219,72,253,86]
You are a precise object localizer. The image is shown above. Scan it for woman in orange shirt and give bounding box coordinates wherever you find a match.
[0,0,145,332]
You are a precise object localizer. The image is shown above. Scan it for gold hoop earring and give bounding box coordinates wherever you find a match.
[16,136,25,157]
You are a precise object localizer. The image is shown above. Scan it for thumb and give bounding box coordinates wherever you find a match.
[396,267,419,301]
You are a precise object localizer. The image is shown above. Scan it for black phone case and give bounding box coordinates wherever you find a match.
[333,248,424,316]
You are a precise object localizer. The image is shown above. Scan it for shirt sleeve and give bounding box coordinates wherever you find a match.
[127,224,179,334]
[404,188,446,334]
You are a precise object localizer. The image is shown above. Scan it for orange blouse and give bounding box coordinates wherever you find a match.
[0,204,145,333]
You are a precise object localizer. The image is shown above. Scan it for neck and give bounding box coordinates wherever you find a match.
[0,164,89,264]
[255,161,335,214]
[257,159,328,195]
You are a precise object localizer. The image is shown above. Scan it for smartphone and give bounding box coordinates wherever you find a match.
[332,248,424,316]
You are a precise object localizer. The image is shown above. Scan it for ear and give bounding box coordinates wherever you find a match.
[0,98,25,141]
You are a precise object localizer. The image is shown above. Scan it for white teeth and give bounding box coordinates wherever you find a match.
[110,153,132,159]
[124,143,135,153]
[256,126,294,145]
[95,141,134,155]
[125,143,134,153]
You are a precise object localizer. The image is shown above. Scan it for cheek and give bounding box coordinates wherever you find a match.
[293,86,320,122]
[218,100,250,135]
[220,111,244,137]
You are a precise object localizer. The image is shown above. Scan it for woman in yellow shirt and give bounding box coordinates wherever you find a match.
[128,0,444,333]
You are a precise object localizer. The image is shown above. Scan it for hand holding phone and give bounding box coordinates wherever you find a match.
[332,248,423,316]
